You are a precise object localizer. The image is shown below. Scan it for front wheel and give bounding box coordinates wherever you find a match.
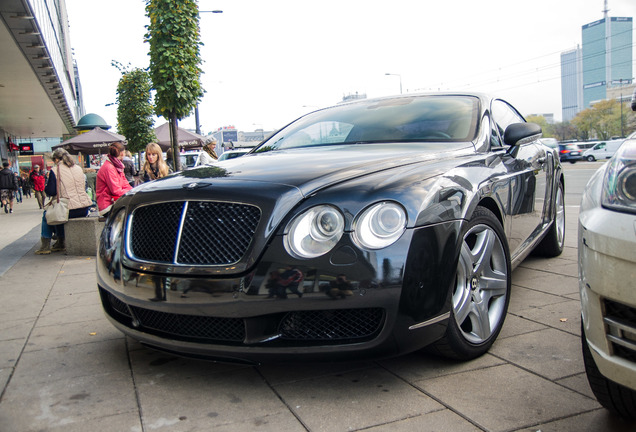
[582,323,636,419]
[586,155,596,162]
[533,181,565,257]
[431,206,511,360]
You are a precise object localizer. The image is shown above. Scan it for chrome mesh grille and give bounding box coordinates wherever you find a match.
[131,202,182,263]
[129,201,261,265]
[100,288,385,346]
[280,308,384,340]
[129,305,246,342]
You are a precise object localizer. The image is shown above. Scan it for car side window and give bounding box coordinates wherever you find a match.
[491,100,525,146]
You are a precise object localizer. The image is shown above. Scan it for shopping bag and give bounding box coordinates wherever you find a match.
[45,196,69,225]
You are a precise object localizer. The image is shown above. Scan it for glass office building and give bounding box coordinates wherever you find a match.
[561,16,633,121]
[582,17,633,108]
[561,47,583,122]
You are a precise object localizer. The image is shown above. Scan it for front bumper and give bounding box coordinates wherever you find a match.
[579,183,636,390]
[97,222,460,363]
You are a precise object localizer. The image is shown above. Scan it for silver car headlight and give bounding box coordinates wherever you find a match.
[602,140,636,214]
[107,209,127,248]
[353,201,407,249]
[284,205,345,258]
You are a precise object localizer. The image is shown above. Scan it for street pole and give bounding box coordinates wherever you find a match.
[195,104,201,135]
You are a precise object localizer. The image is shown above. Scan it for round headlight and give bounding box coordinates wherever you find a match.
[353,202,407,249]
[602,140,636,214]
[618,169,636,201]
[108,210,126,248]
[284,205,344,258]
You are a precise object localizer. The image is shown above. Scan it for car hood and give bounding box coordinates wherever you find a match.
[134,142,475,198]
[116,142,477,275]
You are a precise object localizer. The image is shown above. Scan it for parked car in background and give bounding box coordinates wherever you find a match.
[582,139,624,162]
[97,92,565,364]
[579,134,636,418]
[558,142,583,163]
[180,151,202,169]
[217,148,252,161]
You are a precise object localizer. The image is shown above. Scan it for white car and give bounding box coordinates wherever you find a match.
[582,139,624,162]
[579,136,636,419]
[217,148,252,161]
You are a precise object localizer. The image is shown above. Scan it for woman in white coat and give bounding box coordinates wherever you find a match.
[35,148,93,254]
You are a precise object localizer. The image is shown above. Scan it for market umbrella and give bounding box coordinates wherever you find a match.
[154,123,206,150]
[52,127,127,155]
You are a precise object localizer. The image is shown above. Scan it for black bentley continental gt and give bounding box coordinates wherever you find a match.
[98,93,565,364]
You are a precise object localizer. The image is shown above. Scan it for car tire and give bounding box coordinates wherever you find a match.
[533,181,565,257]
[430,206,511,360]
[569,160,577,164]
[581,323,636,420]
[586,155,596,162]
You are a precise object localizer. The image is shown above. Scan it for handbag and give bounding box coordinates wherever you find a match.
[45,165,70,226]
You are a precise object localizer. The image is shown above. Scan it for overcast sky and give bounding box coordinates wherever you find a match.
[65,0,635,135]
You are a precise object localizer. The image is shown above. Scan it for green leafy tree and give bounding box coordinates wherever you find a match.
[571,99,630,141]
[145,0,203,171]
[571,108,594,141]
[115,66,156,157]
[525,115,554,138]
[552,122,577,142]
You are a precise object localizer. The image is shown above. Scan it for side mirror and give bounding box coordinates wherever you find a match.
[631,87,636,112]
[503,122,542,146]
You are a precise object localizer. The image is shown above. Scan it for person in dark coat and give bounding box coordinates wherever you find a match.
[0,161,18,214]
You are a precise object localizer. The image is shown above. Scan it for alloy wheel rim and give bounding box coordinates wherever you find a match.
[452,223,508,344]
[555,186,565,248]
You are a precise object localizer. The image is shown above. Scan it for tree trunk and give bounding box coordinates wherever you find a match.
[169,112,181,171]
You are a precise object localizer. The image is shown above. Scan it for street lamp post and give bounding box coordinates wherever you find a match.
[385,73,402,94]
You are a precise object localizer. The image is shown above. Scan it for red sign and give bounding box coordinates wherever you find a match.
[19,143,34,155]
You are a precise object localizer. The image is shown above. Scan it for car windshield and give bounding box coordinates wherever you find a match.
[256,95,479,152]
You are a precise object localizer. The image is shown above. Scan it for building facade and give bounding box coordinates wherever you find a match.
[582,17,633,108]
[560,47,583,122]
[561,15,633,122]
[0,0,83,167]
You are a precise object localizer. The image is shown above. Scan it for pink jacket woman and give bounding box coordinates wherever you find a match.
[96,142,132,216]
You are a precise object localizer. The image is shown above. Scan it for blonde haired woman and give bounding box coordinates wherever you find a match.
[142,142,172,182]
[35,148,93,254]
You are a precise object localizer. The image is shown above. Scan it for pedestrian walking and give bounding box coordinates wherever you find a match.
[30,165,46,209]
[14,172,23,203]
[0,161,18,214]
[21,172,32,198]
[96,142,132,217]
[34,149,93,255]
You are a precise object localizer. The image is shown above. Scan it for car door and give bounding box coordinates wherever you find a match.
[491,100,549,260]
